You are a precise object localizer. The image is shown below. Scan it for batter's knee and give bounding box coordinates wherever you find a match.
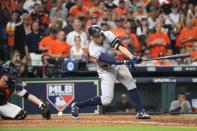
[101,96,113,106]
[14,110,27,120]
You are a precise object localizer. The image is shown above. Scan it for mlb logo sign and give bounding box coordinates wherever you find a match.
[47,83,75,112]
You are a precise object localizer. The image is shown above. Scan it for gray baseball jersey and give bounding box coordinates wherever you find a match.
[169,100,192,113]
[89,31,118,67]
[88,30,137,106]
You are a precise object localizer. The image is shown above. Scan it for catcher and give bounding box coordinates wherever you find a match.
[0,66,51,120]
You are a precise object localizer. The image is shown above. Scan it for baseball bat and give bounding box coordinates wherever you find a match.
[143,53,190,61]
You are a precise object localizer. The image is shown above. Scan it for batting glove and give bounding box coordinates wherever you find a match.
[132,56,143,64]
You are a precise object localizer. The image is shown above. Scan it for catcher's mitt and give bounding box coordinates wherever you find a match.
[40,101,51,119]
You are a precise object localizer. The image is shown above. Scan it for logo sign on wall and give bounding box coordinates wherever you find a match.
[47,83,75,112]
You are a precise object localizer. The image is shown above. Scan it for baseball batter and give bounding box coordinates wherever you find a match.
[71,25,150,119]
[0,66,51,120]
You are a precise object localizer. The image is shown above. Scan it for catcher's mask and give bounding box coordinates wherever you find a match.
[0,66,17,81]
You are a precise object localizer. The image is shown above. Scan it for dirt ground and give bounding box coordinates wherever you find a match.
[0,114,197,128]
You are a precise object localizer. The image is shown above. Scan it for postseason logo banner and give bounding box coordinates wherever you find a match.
[47,83,75,112]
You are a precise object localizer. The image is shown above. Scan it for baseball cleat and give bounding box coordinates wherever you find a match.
[136,110,150,119]
[71,102,79,119]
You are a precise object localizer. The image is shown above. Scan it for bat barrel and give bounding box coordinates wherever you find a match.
[143,53,190,61]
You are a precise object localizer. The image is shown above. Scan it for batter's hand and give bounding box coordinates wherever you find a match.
[125,59,135,65]
[132,56,143,64]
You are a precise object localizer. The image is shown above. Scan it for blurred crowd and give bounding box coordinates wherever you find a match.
[0,0,197,71]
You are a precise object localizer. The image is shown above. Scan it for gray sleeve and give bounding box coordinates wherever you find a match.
[185,101,192,112]
[169,101,179,112]
[89,42,103,59]
[104,31,119,48]
[105,31,116,41]
[179,101,192,113]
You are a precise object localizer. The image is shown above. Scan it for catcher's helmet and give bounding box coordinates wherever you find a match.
[0,66,17,80]
[88,25,102,37]
[0,66,10,76]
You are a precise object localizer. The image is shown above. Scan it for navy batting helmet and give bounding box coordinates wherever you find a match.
[88,25,102,37]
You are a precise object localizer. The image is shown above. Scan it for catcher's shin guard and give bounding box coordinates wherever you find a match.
[40,101,51,119]
[1,110,27,120]
[15,110,27,120]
